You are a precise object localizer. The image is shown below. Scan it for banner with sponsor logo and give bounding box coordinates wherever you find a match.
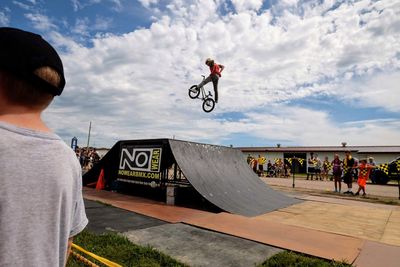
[118,146,162,180]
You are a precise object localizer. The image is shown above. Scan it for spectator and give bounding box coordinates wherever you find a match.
[322,156,330,181]
[368,157,377,183]
[368,156,376,166]
[275,159,284,178]
[284,163,291,177]
[314,154,322,180]
[246,154,252,164]
[307,152,316,180]
[353,157,359,182]
[354,159,374,196]
[87,148,100,170]
[257,155,265,177]
[266,160,273,177]
[343,150,355,194]
[332,154,343,193]
[0,27,87,266]
[270,163,277,177]
[249,156,258,173]
[92,148,100,164]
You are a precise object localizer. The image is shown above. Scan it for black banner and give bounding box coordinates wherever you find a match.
[118,147,162,180]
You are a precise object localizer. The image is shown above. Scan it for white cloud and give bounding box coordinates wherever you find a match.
[25,13,58,31]
[72,17,90,36]
[71,0,121,11]
[12,1,32,10]
[94,16,113,30]
[138,0,159,8]
[40,0,400,147]
[231,0,263,12]
[335,71,400,113]
[110,0,122,11]
[70,0,81,11]
[0,10,10,26]
[239,106,400,146]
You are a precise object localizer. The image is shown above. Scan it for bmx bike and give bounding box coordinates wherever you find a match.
[188,75,215,113]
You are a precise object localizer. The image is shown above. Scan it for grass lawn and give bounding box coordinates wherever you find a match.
[67,230,188,267]
[259,251,353,267]
[68,230,353,267]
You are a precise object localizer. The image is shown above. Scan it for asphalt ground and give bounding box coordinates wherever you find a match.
[84,199,282,267]
[84,200,167,234]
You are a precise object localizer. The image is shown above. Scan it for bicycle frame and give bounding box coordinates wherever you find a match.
[198,75,212,100]
[188,75,215,113]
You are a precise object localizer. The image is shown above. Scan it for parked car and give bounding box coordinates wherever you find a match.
[370,157,400,185]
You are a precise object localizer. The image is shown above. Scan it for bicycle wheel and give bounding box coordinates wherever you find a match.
[188,85,200,99]
[202,98,215,113]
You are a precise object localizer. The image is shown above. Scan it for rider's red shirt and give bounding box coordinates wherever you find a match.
[210,63,222,77]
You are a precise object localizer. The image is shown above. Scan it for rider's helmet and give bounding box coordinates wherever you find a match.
[205,58,213,65]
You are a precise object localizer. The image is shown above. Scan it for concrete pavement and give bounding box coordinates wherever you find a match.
[263,177,400,199]
[124,223,282,267]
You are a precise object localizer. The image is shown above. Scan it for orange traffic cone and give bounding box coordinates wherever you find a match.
[95,169,105,190]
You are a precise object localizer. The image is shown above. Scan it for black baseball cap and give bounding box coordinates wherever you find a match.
[0,27,65,96]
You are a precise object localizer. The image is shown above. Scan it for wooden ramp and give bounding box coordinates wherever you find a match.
[83,138,301,217]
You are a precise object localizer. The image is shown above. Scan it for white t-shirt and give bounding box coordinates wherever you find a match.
[0,121,88,266]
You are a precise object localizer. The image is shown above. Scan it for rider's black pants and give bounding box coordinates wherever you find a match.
[198,74,219,102]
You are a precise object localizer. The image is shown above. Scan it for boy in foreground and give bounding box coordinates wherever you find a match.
[0,27,88,266]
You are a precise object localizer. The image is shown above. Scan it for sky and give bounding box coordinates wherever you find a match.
[1,0,399,148]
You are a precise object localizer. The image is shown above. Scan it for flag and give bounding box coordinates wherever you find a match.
[343,166,350,174]
[324,161,333,170]
[377,164,389,175]
[259,156,266,165]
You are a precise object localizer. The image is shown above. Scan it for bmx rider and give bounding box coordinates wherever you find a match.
[198,58,224,103]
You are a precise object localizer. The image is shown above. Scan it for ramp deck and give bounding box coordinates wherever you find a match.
[169,140,301,216]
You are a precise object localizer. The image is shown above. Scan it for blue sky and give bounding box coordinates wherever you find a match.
[1,0,399,148]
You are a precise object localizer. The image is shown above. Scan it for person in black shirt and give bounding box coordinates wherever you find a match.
[343,151,355,194]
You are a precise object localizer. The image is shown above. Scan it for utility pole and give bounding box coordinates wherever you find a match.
[292,156,296,188]
[86,121,92,151]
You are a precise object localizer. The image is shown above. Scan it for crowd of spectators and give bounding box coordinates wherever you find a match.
[247,151,377,196]
[247,154,291,178]
[75,147,100,170]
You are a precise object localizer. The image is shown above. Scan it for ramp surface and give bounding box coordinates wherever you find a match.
[169,140,301,216]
